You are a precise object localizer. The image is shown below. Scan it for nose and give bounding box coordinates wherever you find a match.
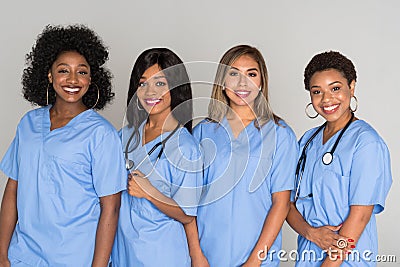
[321,91,334,102]
[67,72,79,84]
[143,81,157,95]
[238,73,248,87]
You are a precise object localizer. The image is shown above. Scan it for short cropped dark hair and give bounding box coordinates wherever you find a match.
[304,51,357,91]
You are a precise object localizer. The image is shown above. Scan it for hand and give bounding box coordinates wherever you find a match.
[127,170,154,199]
[191,253,210,267]
[308,225,354,252]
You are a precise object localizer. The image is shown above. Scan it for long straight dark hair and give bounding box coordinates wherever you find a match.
[126,47,193,149]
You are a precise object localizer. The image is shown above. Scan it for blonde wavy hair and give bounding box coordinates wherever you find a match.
[208,44,281,127]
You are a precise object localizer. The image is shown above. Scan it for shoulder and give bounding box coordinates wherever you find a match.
[167,127,202,162]
[193,119,218,132]
[267,119,297,144]
[20,106,46,120]
[85,110,118,134]
[299,125,322,146]
[82,111,121,147]
[192,119,220,140]
[17,107,47,129]
[176,127,200,150]
[351,120,388,149]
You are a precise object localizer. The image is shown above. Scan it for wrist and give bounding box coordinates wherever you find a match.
[305,225,316,242]
[143,185,156,202]
[0,253,9,262]
[247,252,262,266]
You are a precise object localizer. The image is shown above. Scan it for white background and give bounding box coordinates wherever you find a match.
[0,1,398,265]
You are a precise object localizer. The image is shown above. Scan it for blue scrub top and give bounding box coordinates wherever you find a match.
[111,122,202,267]
[293,120,392,267]
[0,106,127,267]
[193,117,298,267]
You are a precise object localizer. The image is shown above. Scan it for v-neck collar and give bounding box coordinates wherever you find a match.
[138,120,180,148]
[221,116,255,141]
[43,105,92,135]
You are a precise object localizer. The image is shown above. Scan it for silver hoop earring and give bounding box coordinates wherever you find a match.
[350,95,358,112]
[137,98,144,111]
[305,103,319,119]
[90,84,100,109]
[258,86,262,91]
[46,83,51,106]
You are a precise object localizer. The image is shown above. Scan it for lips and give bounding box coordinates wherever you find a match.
[63,87,81,94]
[144,98,161,106]
[234,90,251,98]
[322,104,339,114]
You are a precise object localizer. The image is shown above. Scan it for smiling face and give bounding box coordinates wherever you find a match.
[48,51,91,107]
[309,68,355,124]
[137,64,171,117]
[224,55,261,109]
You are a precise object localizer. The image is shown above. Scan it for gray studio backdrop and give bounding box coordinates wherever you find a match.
[0,1,399,266]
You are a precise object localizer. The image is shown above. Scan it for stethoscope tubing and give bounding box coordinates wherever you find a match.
[124,124,180,171]
[294,112,354,201]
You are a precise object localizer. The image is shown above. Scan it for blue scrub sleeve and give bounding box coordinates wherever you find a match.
[349,141,392,214]
[170,146,203,216]
[269,126,298,194]
[0,129,19,181]
[92,130,127,197]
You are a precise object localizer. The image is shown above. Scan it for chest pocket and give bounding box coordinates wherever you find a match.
[46,154,92,195]
[316,155,350,210]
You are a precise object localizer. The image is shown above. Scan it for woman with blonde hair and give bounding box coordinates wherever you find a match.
[188,45,298,266]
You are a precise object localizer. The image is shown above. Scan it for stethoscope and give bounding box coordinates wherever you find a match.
[294,112,354,202]
[124,124,180,172]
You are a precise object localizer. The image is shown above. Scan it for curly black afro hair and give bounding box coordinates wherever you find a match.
[304,51,357,91]
[22,24,114,110]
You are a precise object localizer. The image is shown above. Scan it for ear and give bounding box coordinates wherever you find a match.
[349,80,356,96]
[47,72,52,83]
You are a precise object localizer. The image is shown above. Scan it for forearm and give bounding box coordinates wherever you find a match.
[184,218,203,258]
[92,193,121,267]
[248,191,291,264]
[286,202,314,240]
[338,205,373,245]
[0,179,17,260]
[145,187,194,224]
[322,205,374,266]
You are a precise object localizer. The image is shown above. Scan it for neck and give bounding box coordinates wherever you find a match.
[51,101,88,118]
[227,104,256,123]
[325,111,353,135]
[147,112,179,132]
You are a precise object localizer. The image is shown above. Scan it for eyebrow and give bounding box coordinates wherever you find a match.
[230,66,259,72]
[310,80,343,89]
[140,75,166,80]
[56,63,89,68]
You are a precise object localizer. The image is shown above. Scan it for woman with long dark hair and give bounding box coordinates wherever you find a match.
[111,48,202,267]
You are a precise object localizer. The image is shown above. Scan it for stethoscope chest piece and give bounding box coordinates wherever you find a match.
[125,159,134,170]
[322,152,333,165]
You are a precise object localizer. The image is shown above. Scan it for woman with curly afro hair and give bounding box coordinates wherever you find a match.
[287,51,392,266]
[0,24,126,267]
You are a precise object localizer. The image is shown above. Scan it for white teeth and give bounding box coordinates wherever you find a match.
[324,104,339,111]
[145,99,161,104]
[64,88,80,93]
[235,91,250,95]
